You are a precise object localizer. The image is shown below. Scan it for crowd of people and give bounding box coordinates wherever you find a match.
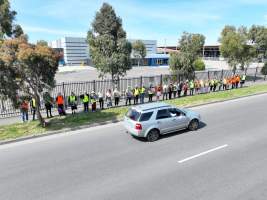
[19,74,246,122]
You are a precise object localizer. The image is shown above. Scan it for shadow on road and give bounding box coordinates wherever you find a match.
[132,121,207,142]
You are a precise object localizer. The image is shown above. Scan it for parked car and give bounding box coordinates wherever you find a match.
[123,102,201,142]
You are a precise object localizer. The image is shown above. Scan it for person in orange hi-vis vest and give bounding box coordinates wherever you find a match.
[56,93,66,116]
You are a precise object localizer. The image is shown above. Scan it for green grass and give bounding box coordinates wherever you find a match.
[1,83,267,142]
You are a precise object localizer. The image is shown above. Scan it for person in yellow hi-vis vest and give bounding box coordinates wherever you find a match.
[30,97,36,120]
[139,86,146,104]
[133,86,140,105]
[68,92,77,115]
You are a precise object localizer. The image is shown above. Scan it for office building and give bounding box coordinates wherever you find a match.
[129,39,157,55]
[49,37,90,65]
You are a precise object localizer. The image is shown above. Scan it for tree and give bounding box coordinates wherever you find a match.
[179,32,205,60]
[170,32,205,77]
[0,0,17,38]
[220,25,256,71]
[0,36,59,126]
[37,40,48,46]
[132,40,146,67]
[87,3,132,83]
[261,62,267,80]
[248,25,267,59]
[193,58,205,71]
[12,24,24,38]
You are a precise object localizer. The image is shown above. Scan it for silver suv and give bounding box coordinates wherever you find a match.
[123,102,201,142]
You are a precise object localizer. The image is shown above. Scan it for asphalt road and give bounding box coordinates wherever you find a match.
[0,94,267,200]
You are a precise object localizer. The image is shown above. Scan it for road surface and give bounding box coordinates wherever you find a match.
[0,94,267,200]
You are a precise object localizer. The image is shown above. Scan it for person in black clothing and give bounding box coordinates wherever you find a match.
[178,82,183,98]
[168,84,173,100]
[43,92,53,118]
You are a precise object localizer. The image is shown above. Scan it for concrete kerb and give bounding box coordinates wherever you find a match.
[1,91,267,146]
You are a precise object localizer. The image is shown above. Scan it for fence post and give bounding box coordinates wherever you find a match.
[221,69,224,80]
[62,82,67,109]
[193,71,196,81]
[93,80,96,91]
[160,74,163,86]
[140,76,143,87]
[245,67,248,76]
[254,67,258,82]
[208,71,210,80]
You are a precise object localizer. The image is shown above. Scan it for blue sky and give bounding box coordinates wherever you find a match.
[11,0,267,46]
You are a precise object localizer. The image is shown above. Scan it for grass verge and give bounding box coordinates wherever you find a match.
[1,83,267,142]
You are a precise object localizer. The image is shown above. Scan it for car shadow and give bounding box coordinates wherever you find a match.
[132,121,207,142]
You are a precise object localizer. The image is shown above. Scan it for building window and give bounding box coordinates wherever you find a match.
[156,59,163,65]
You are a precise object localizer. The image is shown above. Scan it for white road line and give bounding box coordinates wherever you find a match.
[178,144,228,164]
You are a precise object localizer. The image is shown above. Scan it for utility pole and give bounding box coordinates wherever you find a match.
[164,38,167,54]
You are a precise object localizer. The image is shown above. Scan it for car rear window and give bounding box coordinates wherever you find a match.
[139,112,153,122]
[126,109,141,121]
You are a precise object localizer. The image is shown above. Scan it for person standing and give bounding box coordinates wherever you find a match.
[235,74,241,88]
[68,92,77,115]
[240,74,246,88]
[168,83,173,99]
[56,93,66,116]
[163,83,168,100]
[189,80,194,96]
[183,81,189,96]
[195,80,200,95]
[178,81,183,97]
[213,78,218,92]
[20,99,29,122]
[133,86,140,105]
[203,80,208,93]
[98,91,104,109]
[172,83,177,98]
[106,89,113,108]
[81,92,90,113]
[148,85,154,102]
[113,87,121,106]
[223,78,227,91]
[91,91,97,112]
[43,92,53,118]
[30,97,36,120]
[209,79,214,92]
[139,86,146,104]
[200,79,204,94]
[125,87,133,106]
[156,84,162,101]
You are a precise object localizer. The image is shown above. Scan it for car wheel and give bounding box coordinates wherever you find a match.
[188,119,199,131]
[147,129,160,142]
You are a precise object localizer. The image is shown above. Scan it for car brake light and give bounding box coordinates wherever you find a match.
[135,123,142,130]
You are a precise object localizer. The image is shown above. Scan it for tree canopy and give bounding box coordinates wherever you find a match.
[220,25,256,71]
[248,25,267,59]
[87,3,132,82]
[170,32,205,77]
[132,40,146,67]
[0,36,59,126]
[0,0,16,38]
[193,58,205,71]
[0,0,24,39]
